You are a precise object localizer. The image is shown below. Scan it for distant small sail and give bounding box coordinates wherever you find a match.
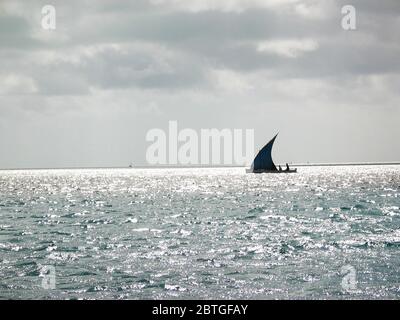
[250,133,278,172]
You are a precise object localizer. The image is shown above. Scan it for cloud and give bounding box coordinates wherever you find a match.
[0,0,399,167]
[2,0,399,94]
[0,74,37,95]
[149,0,300,13]
[209,69,254,93]
[257,38,319,58]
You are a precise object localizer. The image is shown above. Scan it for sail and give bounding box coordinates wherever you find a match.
[250,134,278,171]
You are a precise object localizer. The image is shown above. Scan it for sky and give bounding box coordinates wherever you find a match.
[0,0,399,168]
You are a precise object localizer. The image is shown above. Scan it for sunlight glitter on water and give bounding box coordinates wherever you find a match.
[0,165,399,299]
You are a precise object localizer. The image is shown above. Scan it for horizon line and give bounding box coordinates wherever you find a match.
[0,161,400,171]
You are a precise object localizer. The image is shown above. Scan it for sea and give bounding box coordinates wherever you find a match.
[0,165,399,299]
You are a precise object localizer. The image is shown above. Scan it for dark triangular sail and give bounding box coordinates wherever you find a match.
[250,134,278,171]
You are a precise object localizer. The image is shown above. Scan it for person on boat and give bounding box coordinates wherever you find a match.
[278,165,282,171]
[286,163,290,171]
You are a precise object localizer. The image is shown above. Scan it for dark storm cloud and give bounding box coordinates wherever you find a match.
[1,0,399,94]
[81,46,205,90]
[0,15,40,48]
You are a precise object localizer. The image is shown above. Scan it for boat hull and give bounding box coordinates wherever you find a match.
[246,168,297,174]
